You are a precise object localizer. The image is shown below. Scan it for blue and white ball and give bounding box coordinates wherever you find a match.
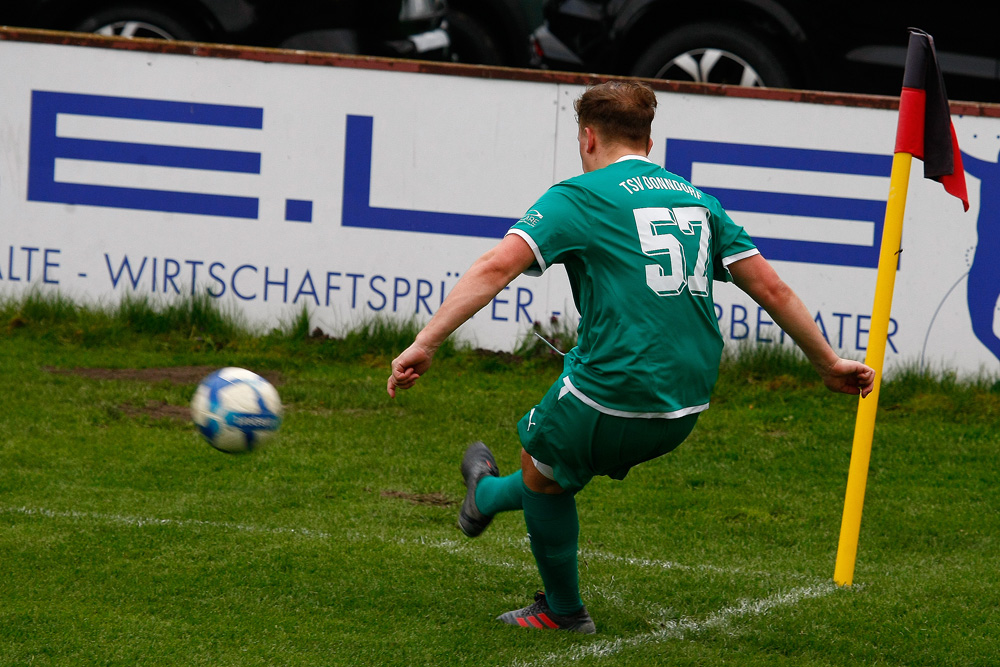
[191,367,283,453]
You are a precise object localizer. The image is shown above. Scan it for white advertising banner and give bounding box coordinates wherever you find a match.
[1,36,998,375]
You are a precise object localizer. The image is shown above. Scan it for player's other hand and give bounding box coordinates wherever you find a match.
[821,358,876,398]
[387,342,435,398]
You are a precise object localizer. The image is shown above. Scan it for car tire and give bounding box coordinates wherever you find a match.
[631,22,793,89]
[74,5,200,41]
[446,10,506,66]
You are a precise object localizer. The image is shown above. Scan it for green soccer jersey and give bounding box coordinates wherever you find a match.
[508,155,758,417]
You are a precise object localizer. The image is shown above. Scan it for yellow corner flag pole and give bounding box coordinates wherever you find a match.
[833,151,912,587]
[833,27,969,587]
[833,29,968,587]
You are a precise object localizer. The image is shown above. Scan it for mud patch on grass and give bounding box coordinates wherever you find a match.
[46,365,283,385]
[380,490,457,507]
[119,400,191,421]
[47,365,282,422]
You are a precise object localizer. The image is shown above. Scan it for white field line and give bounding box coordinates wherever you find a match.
[509,582,840,667]
[0,505,534,572]
[480,534,812,581]
[0,505,809,580]
[1,504,334,538]
[4,504,840,662]
[396,535,535,573]
[584,584,679,624]
[580,546,815,581]
[458,533,793,580]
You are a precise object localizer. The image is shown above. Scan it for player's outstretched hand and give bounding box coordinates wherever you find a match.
[820,358,876,398]
[387,342,435,398]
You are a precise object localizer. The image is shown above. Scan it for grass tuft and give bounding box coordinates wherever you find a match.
[278,303,314,342]
[513,314,578,363]
[720,340,816,383]
[3,289,80,329]
[112,291,247,340]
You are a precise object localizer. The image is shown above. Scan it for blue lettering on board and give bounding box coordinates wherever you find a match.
[341,115,514,238]
[28,91,262,218]
[945,152,1000,363]
[665,139,893,268]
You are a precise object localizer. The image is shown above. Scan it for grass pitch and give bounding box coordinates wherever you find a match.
[1,295,998,666]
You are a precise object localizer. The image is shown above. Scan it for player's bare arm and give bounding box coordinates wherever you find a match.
[387,234,536,397]
[728,253,876,397]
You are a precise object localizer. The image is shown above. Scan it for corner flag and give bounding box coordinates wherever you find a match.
[893,28,969,210]
[834,28,970,587]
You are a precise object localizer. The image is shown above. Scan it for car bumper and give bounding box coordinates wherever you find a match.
[530,24,583,68]
[387,28,451,59]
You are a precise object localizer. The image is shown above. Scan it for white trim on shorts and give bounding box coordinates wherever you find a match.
[562,376,709,419]
[530,457,556,481]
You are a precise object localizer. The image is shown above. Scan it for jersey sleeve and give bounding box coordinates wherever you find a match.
[506,183,590,276]
[709,198,759,283]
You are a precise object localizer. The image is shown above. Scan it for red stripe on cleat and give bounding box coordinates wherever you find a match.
[536,613,559,629]
[517,617,530,628]
[527,616,544,629]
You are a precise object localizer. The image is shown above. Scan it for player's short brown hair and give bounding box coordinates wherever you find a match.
[574,80,657,146]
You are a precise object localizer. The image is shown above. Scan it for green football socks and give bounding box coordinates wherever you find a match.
[475,471,524,515]
[474,472,584,615]
[522,485,582,615]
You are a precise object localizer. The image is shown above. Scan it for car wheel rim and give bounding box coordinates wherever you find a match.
[95,21,176,40]
[655,48,764,86]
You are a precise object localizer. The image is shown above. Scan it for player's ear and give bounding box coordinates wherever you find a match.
[584,126,597,153]
[646,137,653,156]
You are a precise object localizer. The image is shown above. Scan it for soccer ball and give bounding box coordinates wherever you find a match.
[191,367,283,453]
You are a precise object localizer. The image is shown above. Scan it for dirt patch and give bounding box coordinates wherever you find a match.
[46,365,283,385]
[119,400,191,421]
[473,348,524,364]
[46,365,283,422]
[48,365,215,384]
[311,327,341,340]
[380,490,457,508]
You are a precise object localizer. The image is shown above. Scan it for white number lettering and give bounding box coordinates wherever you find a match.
[633,206,711,297]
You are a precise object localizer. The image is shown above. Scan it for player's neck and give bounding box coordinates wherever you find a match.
[587,144,649,172]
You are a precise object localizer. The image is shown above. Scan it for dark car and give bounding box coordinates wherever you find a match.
[0,0,450,60]
[446,0,534,67]
[532,0,1000,103]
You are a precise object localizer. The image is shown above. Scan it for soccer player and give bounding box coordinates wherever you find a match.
[387,80,875,634]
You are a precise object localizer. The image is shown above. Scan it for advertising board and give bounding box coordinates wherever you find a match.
[1,32,997,375]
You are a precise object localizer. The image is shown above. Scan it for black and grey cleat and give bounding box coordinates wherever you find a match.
[497,592,596,634]
[458,441,500,537]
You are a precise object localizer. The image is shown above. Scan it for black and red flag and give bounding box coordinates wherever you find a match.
[894,28,969,211]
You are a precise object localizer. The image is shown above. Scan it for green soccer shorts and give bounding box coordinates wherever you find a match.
[517,375,699,493]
